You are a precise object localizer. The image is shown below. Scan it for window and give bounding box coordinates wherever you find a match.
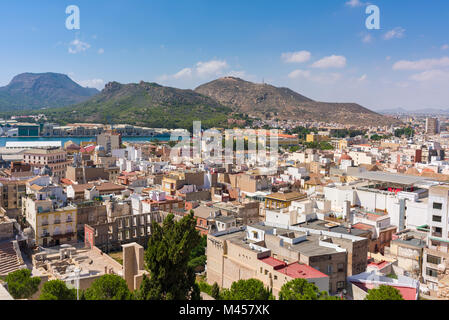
[427,255,441,265]
[327,264,333,275]
[426,267,438,278]
[432,215,442,223]
[433,227,443,237]
[337,281,346,290]
[337,263,344,272]
[433,202,443,210]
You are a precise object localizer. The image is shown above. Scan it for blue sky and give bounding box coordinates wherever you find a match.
[0,0,448,111]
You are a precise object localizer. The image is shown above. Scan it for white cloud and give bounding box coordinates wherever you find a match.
[77,79,104,90]
[311,55,347,69]
[442,44,449,51]
[173,68,193,79]
[383,27,406,40]
[288,70,341,84]
[68,39,91,54]
[361,34,373,43]
[393,57,449,70]
[196,60,228,77]
[281,51,311,63]
[358,74,367,82]
[345,0,365,7]
[288,69,311,79]
[97,48,104,55]
[159,59,231,82]
[226,70,247,78]
[410,70,449,82]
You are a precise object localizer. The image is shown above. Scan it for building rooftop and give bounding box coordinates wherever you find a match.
[350,171,430,186]
[279,262,329,279]
[214,215,237,223]
[24,148,65,155]
[266,191,306,202]
[5,141,62,149]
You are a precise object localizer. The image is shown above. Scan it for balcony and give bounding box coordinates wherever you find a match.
[432,232,443,238]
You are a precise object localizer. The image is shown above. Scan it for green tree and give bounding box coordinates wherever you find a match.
[5,269,41,299]
[211,282,220,300]
[221,279,274,300]
[278,278,339,300]
[138,212,201,300]
[189,235,207,271]
[39,280,76,300]
[84,274,132,300]
[364,285,404,300]
[394,127,414,138]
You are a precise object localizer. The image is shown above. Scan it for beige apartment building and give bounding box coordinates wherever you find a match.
[23,148,70,178]
[207,223,368,295]
[96,131,122,154]
[23,197,77,247]
[0,179,27,218]
[162,171,205,196]
[227,173,271,194]
[65,166,110,184]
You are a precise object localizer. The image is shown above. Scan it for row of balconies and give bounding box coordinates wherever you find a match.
[41,218,73,226]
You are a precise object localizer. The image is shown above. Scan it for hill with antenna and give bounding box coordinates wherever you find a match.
[195,77,401,126]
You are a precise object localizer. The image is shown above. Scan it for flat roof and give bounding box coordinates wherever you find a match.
[351,171,429,186]
[6,141,62,148]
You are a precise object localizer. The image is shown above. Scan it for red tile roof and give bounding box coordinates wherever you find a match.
[352,282,417,300]
[60,178,74,185]
[280,263,329,279]
[260,258,329,279]
[367,260,390,270]
[259,257,286,270]
[352,223,375,231]
[80,145,96,153]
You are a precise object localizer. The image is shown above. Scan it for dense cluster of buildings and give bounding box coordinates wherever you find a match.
[1,116,449,300]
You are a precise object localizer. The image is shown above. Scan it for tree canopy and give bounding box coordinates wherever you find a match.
[84,274,132,300]
[394,127,414,138]
[137,212,201,300]
[221,279,274,300]
[188,234,207,272]
[364,285,404,300]
[278,278,340,300]
[39,280,76,300]
[5,269,41,299]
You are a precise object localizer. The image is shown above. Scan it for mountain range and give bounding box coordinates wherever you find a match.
[0,72,401,128]
[0,73,98,112]
[195,77,400,126]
